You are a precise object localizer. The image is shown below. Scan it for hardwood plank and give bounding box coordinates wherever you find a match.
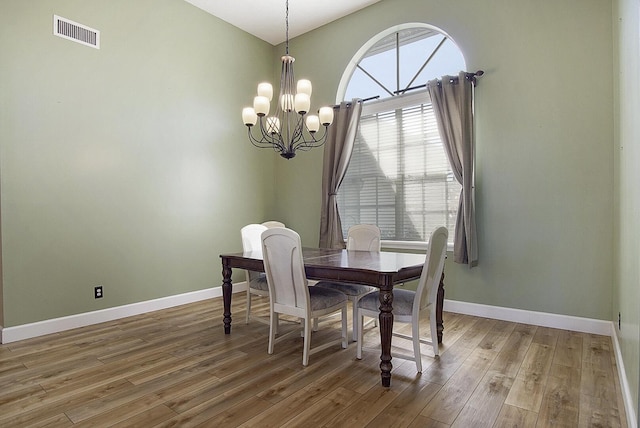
[0,378,134,426]
[240,352,380,427]
[580,335,617,399]
[0,354,105,392]
[109,404,178,428]
[321,376,404,426]
[449,370,513,427]
[420,317,498,386]
[578,334,625,427]
[195,395,274,427]
[421,320,514,425]
[407,415,450,428]
[279,386,361,428]
[436,321,517,427]
[366,380,441,427]
[536,332,583,427]
[494,404,538,427]
[504,327,558,413]
[488,323,537,378]
[553,330,583,368]
[159,365,297,426]
[578,394,625,428]
[72,394,167,427]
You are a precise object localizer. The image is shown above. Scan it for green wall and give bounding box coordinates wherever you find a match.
[0,0,277,327]
[277,0,614,321]
[614,0,640,416]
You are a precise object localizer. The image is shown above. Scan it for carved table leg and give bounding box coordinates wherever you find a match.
[436,269,445,344]
[378,284,394,387]
[222,263,233,334]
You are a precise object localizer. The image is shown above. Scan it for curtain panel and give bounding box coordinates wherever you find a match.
[318,100,363,249]
[427,72,478,267]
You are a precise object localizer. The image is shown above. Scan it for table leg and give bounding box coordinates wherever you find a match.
[436,270,445,343]
[378,284,394,387]
[222,263,233,334]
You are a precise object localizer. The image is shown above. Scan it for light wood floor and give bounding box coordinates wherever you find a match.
[0,295,628,427]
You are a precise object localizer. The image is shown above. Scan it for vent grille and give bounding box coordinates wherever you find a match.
[53,15,100,49]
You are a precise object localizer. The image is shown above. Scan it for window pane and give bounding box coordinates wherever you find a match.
[337,98,461,245]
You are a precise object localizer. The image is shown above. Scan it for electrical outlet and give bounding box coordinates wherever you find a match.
[94,285,103,299]
[618,312,621,330]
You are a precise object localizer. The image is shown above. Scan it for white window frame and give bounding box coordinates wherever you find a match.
[338,92,459,251]
[336,24,464,251]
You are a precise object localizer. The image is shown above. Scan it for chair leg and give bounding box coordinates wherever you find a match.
[430,310,439,356]
[356,310,364,359]
[341,305,348,349]
[351,297,358,342]
[268,310,277,355]
[412,317,422,373]
[246,289,251,324]
[302,317,312,366]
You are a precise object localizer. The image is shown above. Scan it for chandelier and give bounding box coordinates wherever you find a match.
[241,0,334,159]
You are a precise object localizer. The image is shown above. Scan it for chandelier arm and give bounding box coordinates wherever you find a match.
[247,127,276,150]
[246,118,286,152]
[288,114,306,148]
[292,125,329,152]
[291,117,320,152]
[259,117,288,152]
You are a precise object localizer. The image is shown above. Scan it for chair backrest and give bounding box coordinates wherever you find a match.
[262,221,285,228]
[346,224,381,252]
[261,227,309,318]
[241,224,268,253]
[414,227,448,316]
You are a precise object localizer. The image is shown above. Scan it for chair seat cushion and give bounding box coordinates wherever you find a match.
[315,281,376,297]
[308,286,348,311]
[249,273,269,291]
[358,288,415,316]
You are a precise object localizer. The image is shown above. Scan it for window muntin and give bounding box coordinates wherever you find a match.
[344,27,465,101]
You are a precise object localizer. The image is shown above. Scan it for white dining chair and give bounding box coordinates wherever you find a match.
[241,223,270,325]
[261,227,348,366]
[356,226,448,373]
[316,224,380,341]
[261,220,285,228]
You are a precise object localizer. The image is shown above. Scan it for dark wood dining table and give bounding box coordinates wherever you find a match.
[219,247,445,387]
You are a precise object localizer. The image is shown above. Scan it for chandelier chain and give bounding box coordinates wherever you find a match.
[285,0,289,55]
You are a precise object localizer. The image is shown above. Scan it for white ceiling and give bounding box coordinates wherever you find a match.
[184,0,381,45]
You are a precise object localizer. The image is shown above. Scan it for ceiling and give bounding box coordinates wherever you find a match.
[184,0,381,45]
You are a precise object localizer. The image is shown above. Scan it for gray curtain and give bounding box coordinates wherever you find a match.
[427,72,478,267]
[318,100,362,249]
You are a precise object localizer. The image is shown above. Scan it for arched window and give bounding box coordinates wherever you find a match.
[337,24,465,247]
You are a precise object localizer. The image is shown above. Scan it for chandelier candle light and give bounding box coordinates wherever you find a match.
[241,0,334,159]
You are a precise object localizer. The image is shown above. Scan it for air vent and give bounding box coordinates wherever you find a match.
[53,15,100,49]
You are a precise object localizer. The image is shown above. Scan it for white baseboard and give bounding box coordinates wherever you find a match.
[1,283,248,344]
[443,299,612,335]
[610,324,638,428]
[444,299,636,427]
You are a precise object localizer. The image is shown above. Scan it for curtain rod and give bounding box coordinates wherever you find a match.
[458,69,484,86]
[330,70,484,108]
[394,70,485,93]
